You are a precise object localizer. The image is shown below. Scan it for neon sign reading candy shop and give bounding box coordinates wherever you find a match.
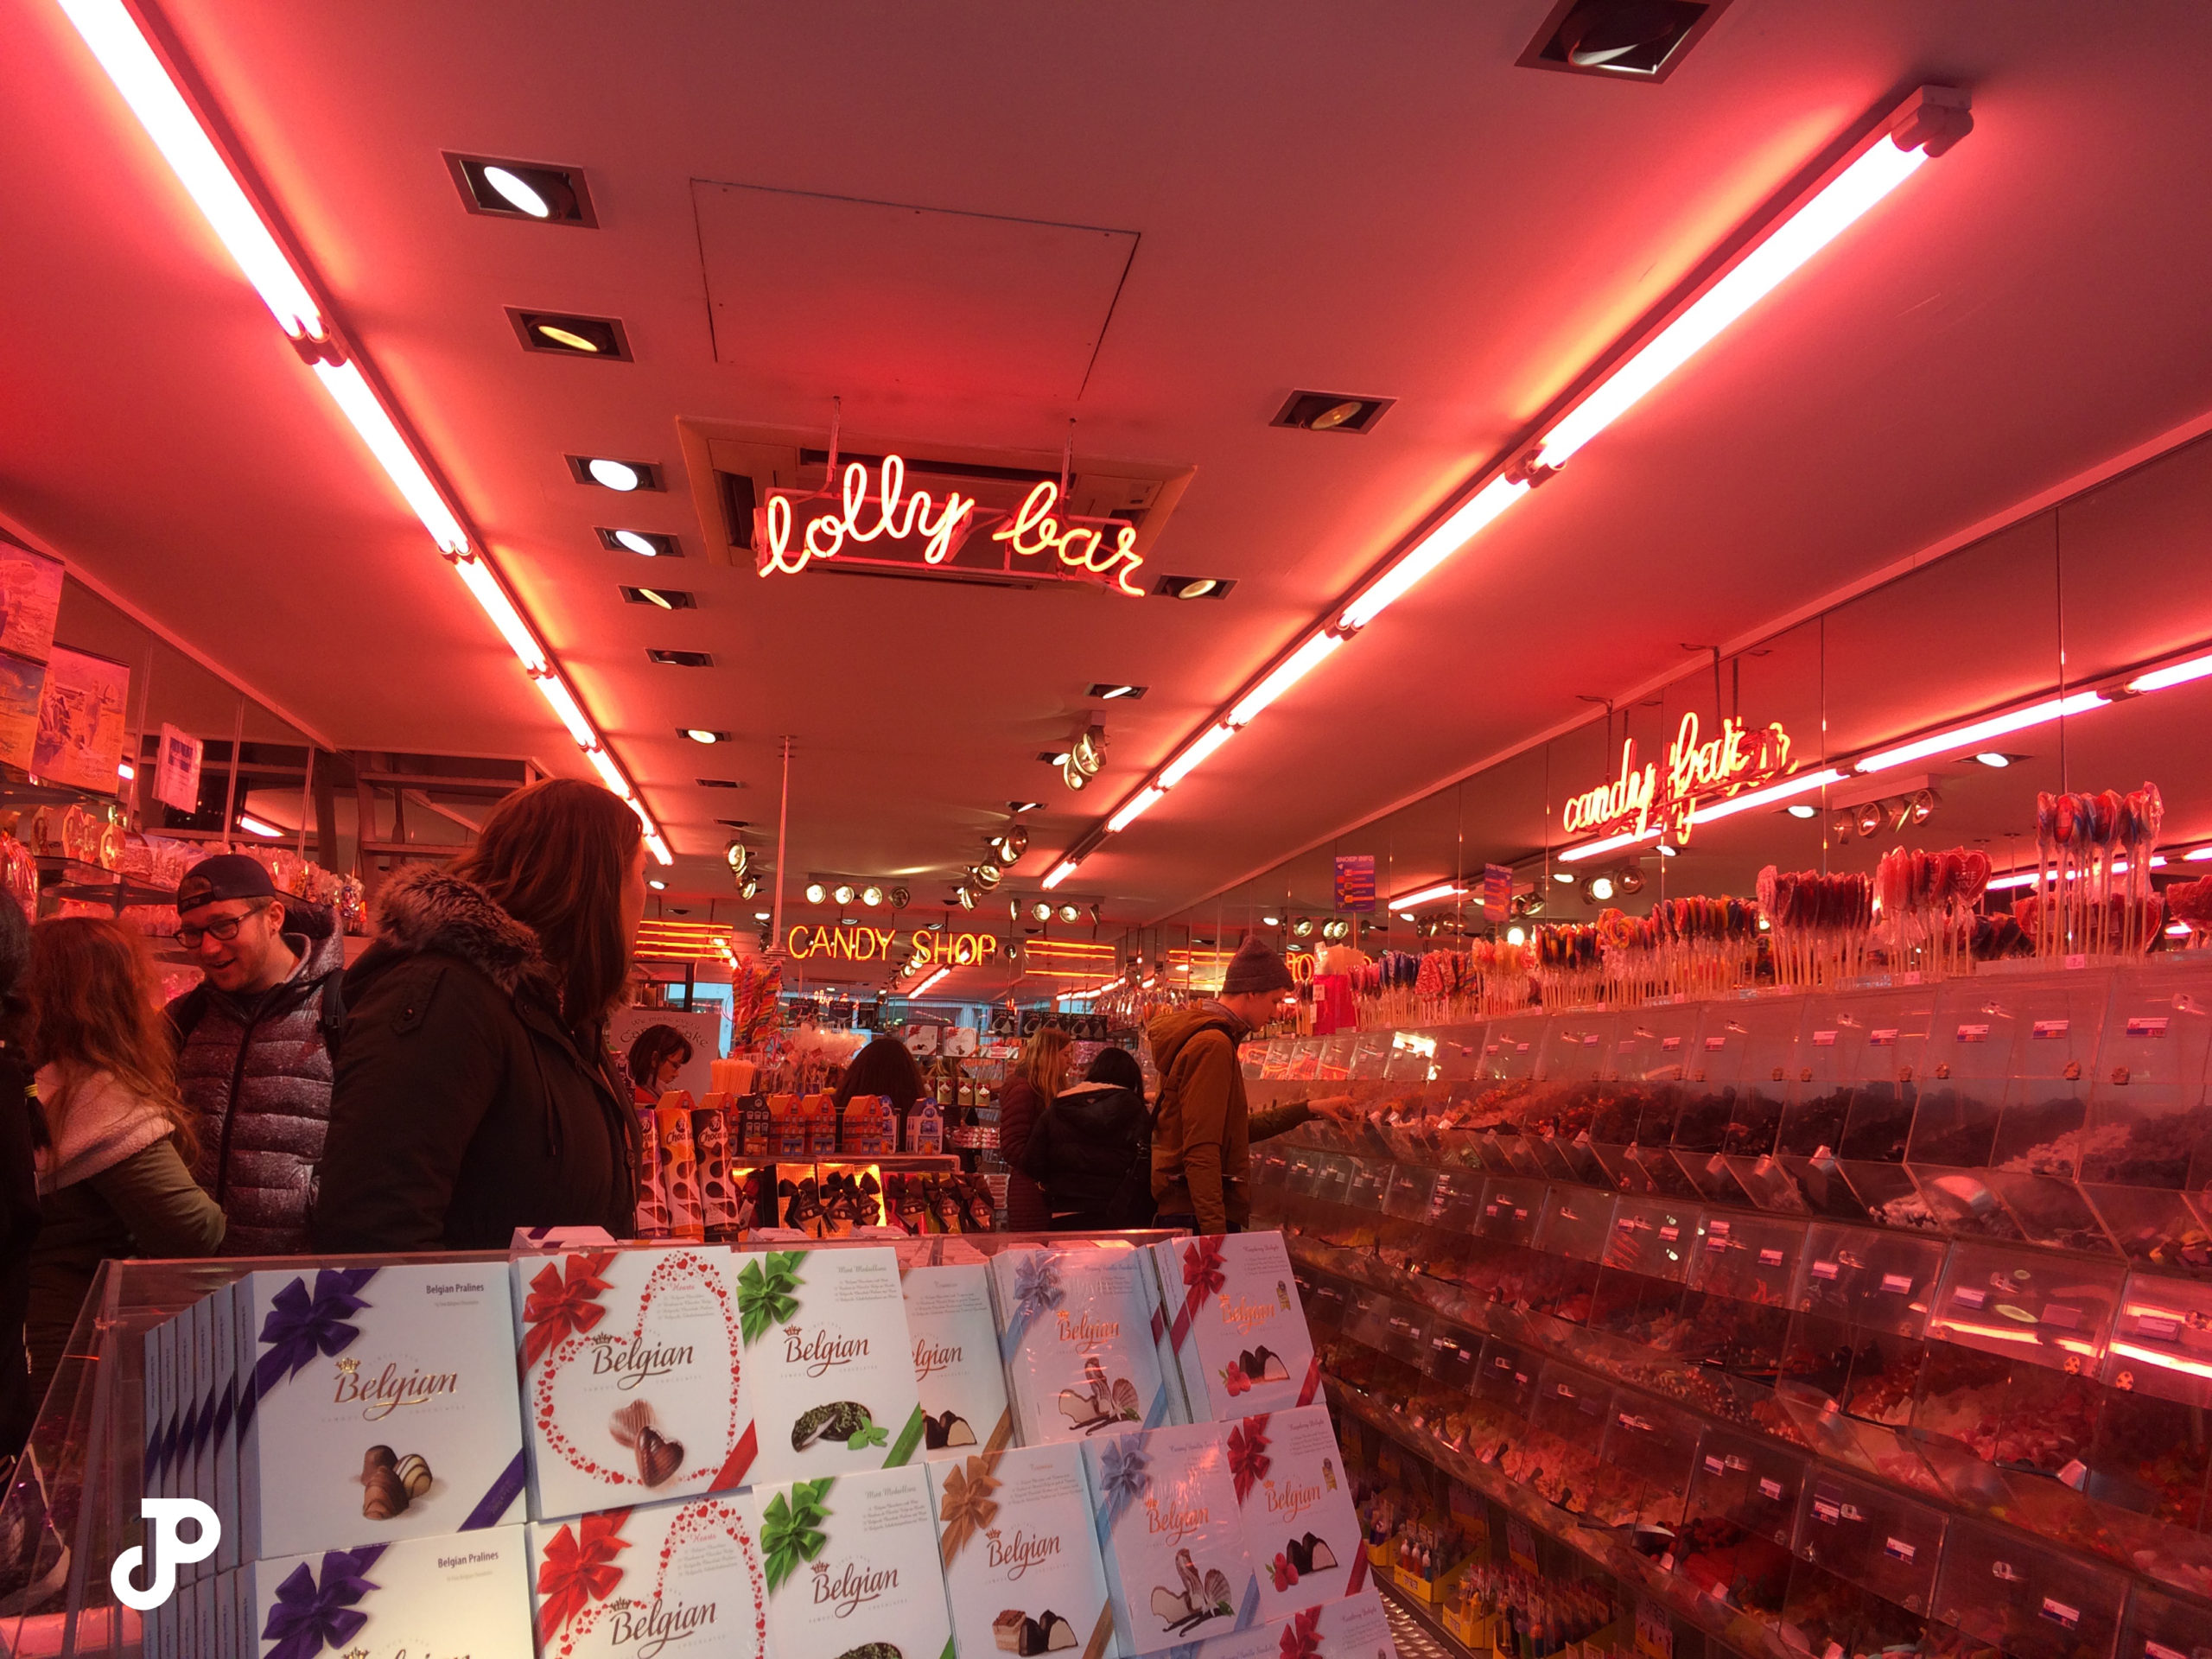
[754,454,1144,597]
[786,925,1001,967]
[1560,713,1796,845]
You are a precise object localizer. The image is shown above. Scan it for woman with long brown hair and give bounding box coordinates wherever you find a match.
[312,779,648,1249]
[24,918,222,1403]
[995,1022,1071,1232]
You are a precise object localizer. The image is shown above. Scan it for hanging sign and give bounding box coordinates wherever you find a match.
[1333,854,1376,912]
[1481,862,1513,922]
[786,924,1001,967]
[153,723,203,813]
[754,454,1145,596]
[1560,712,1796,847]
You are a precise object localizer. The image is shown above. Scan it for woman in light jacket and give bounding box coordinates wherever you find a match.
[25,918,223,1407]
[995,1024,1070,1232]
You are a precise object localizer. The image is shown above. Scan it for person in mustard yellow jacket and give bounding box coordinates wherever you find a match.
[1147,937,1353,1235]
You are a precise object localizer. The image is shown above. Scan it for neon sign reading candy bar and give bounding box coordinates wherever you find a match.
[1561,712,1796,846]
[755,454,1144,596]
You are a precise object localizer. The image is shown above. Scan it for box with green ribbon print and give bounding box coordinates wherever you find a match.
[749,1465,952,1659]
[735,1246,929,1488]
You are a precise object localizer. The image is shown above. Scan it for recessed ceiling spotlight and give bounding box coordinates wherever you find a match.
[804,882,827,904]
[753,910,772,922]
[1039,751,1072,766]
[1552,870,1576,884]
[1785,803,1819,818]
[1656,844,1679,857]
[647,878,665,891]
[569,455,663,492]
[1008,800,1042,814]
[445,154,596,225]
[622,585,694,610]
[696,778,741,789]
[508,309,630,360]
[1154,575,1234,601]
[1973,752,2014,768]
[646,648,713,667]
[1518,0,1732,83]
[1271,391,1395,434]
[601,528,677,557]
[1088,683,1147,701]
[683,728,727,744]
[1262,915,1280,925]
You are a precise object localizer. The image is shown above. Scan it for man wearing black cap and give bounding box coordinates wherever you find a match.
[1147,934,1352,1236]
[167,853,346,1255]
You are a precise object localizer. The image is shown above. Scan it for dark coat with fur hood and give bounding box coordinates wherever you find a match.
[310,866,637,1251]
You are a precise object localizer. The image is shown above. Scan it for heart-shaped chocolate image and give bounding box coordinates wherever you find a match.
[635,1423,684,1486]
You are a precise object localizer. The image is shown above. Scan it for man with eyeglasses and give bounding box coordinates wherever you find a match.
[166,854,346,1255]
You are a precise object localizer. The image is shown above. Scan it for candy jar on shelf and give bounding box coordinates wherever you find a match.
[1929,1516,2130,1659]
[1670,1425,1805,1631]
[1523,1184,1613,1330]
[1779,1468,1945,1659]
[1834,982,1945,1231]
[2076,962,2212,1276]
[1599,1004,1700,1198]
[2082,1270,2212,1597]
[1587,1193,1701,1350]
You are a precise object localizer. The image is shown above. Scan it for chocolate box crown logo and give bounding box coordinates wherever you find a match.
[605,1593,717,1659]
[810,1558,898,1618]
[784,1326,869,1377]
[1052,1309,1120,1351]
[1263,1475,1321,1523]
[331,1356,459,1421]
[589,1337,697,1389]
[983,1527,1063,1581]
[1214,1294,1279,1338]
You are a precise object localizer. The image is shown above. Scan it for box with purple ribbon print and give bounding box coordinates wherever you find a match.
[242,1527,533,1659]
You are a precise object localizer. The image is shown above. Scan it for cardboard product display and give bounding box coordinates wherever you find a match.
[749,1465,952,1659]
[234,1263,526,1564]
[240,1525,534,1659]
[731,1246,926,1490]
[901,1261,1014,1459]
[1081,1423,1262,1658]
[1148,1236,1319,1423]
[634,1106,673,1239]
[692,1103,741,1241]
[1182,1586,1397,1659]
[512,1244,750,1522]
[653,1100,707,1243]
[1219,1407,1363,1624]
[527,1491,768,1659]
[930,1442,1119,1659]
[992,1247,1178,1447]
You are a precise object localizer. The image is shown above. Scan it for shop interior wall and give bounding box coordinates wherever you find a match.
[1151,428,2212,949]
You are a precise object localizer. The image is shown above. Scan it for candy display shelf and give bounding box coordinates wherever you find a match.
[1255,956,2212,1658]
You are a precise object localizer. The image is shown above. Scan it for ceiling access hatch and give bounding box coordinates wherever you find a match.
[675,417,1195,591]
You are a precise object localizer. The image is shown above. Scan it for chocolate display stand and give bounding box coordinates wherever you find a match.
[0,1228,1186,1659]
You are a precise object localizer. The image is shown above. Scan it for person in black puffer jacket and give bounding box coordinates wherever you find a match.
[167,855,346,1256]
[1021,1046,1153,1231]
[311,780,644,1251]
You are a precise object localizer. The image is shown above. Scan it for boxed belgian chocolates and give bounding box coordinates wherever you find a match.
[1183,1586,1395,1659]
[991,1246,1178,1446]
[528,1491,767,1659]
[1147,1235,1318,1422]
[234,1263,525,1563]
[749,1465,952,1659]
[731,1246,927,1488]
[241,1525,534,1659]
[512,1244,749,1522]
[1220,1405,1363,1623]
[901,1259,1013,1459]
[1080,1423,1262,1656]
[929,1442,1117,1659]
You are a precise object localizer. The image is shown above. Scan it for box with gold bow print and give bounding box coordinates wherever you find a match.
[526,1492,767,1659]
[748,1465,952,1659]
[1147,1236,1319,1424]
[240,1525,533,1659]
[930,1441,1117,1659]
[234,1264,525,1564]
[728,1246,927,1490]
[511,1243,751,1522]
[1218,1406,1363,1624]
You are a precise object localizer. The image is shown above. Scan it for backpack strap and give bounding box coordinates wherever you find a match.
[315,970,347,1061]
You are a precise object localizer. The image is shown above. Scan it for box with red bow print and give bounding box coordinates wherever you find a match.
[240,1525,533,1659]
[1081,1421,1262,1657]
[510,1243,750,1522]
[1147,1234,1319,1423]
[527,1492,768,1659]
[929,1441,1115,1659]
[1221,1405,1363,1624]
[234,1264,525,1564]
[1182,1585,1395,1659]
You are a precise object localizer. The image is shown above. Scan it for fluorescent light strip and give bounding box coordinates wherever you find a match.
[1389,881,1467,912]
[1694,766,1851,823]
[1158,722,1236,790]
[1559,828,1663,865]
[1986,855,2163,893]
[1036,92,1960,880]
[2126,651,2212,694]
[1229,632,1344,728]
[1853,691,2108,774]
[61,0,675,866]
[310,362,469,554]
[1040,858,1080,891]
[1106,786,1166,834]
[237,813,283,838]
[1539,139,1928,467]
[54,0,325,340]
[914,967,950,995]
